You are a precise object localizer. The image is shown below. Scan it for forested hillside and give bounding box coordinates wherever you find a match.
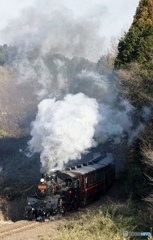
[115,0,153,69]
[114,0,153,228]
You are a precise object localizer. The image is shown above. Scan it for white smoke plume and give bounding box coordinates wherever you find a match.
[74,70,118,104]
[28,93,99,172]
[2,0,108,100]
[128,105,153,145]
[14,54,68,100]
[1,0,146,172]
[2,0,107,61]
[15,56,54,99]
[28,93,134,173]
[0,0,120,102]
[95,100,134,144]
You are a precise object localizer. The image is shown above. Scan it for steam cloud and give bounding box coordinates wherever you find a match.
[2,0,149,173]
[2,0,107,61]
[28,93,134,173]
[28,93,99,172]
[2,0,109,100]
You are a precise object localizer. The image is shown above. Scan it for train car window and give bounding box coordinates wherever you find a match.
[95,170,105,182]
[73,179,80,188]
[65,178,72,187]
[87,172,97,186]
[93,172,96,184]
[90,173,93,185]
[56,177,63,184]
[86,177,88,184]
[88,175,91,185]
[96,171,99,182]
[95,171,98,183]
[100,171,105,180]
[56,171,69,181]
[84,177,88,187]
[77,180,80,188]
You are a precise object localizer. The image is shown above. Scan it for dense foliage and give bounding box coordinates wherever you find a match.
[115,0,153,69]
[114,0,153,223]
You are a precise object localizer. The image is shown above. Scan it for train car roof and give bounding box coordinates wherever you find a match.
[53,153,115,177]
[65,153,115,175]
[70,164,105,175]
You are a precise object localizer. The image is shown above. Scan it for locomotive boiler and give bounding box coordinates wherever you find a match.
[25,152,115,221]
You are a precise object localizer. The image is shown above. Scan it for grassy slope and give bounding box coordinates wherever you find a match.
[51,200,153,240]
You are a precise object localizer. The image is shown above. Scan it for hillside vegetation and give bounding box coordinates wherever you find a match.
[50,198,152,240]
[112,0,153,237]
[114,0,153,206]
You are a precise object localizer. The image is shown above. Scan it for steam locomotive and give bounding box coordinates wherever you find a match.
[25,152,115,221]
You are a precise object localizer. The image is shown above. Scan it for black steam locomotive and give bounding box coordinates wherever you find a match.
[25,152,115,221]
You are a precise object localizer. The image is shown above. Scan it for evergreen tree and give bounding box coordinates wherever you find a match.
[114,0,153,69]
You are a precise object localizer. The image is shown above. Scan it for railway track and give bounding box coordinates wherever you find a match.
[0,220,52,239]
[0,211,82,239]
[0,198,107,239]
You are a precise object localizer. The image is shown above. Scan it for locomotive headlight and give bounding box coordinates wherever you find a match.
[40,178,45,183]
